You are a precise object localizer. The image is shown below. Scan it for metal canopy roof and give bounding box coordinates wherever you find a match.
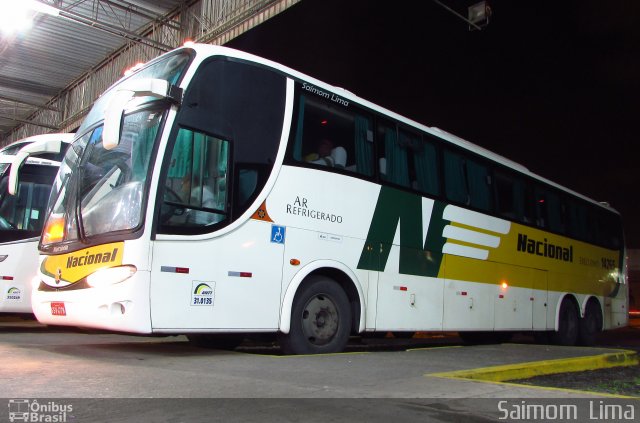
[0,0,300,144]
[0,0,188,142]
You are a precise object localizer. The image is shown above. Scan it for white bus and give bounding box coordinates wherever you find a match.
[0,133,72,313]
[31,45,626,354]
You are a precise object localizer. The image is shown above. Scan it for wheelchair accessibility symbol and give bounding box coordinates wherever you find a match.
[271,225,286,244]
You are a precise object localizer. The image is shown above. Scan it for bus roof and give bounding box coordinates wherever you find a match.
[0,133,74,156]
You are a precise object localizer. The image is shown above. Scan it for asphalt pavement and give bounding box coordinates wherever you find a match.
[1,315,638,422]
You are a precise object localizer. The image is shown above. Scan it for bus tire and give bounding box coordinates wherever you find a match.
[279,276,351,355]
[578,300,602,346]
[550,298,579,346]
[187,334,244,350]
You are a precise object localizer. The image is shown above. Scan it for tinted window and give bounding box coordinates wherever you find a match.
[159,58,286,234]
[160,128,229,229]
[494,171,525,222]
[444,150,491,211]
[292,88,374,177]
[0,164,58,242]
[378,122,410,187]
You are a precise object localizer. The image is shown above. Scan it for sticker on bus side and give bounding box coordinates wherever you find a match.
[5,287,22,301]
[271,225,286,244]
[191,281,214,306]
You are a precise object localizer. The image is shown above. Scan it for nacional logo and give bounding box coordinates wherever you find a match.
[191,281,214,306]
[41,242,124,285]
[66,248,119,269]
[516,233,573,263]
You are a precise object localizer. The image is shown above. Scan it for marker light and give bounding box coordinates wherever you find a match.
[501,281,508,289]
[42,216,65,245]
[86,265,137,288]
[183,40,195,47]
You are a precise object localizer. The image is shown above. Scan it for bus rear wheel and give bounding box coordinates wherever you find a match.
[279,276,351,355]
[550,298,579,346]
[578,300,602,346]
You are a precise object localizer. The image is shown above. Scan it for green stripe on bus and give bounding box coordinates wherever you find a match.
[357,186,447,277]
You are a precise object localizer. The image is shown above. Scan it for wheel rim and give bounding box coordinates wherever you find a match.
[300,293,339,346]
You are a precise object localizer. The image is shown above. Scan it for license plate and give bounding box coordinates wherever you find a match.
[51,302,66,316]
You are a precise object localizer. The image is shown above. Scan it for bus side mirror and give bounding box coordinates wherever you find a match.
[102,90,133,151]
[102,79,179,151]
[8,139,63,195]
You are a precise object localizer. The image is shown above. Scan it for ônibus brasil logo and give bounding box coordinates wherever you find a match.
[7,399,73,422]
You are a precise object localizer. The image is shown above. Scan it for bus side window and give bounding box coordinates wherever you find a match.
[444,150,469,205]
[466,158,491,211]
[495,172,517,220]
[443,150,491,211]
[533,187,548,228]
[378,122,410,188]
[546,190,565,234]
[293,93,374,177]
[598,212,622,249]
[160,128,229,230]
[566,200,587,240]
[413,136,440,196]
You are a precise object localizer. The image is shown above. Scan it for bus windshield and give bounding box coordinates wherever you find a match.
[41,52,191,249]
[0,164,59,243]
[77,51,191,134]
[43,108,163,246]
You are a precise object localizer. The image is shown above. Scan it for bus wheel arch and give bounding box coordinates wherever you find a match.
[279,264,363,354]
[280,263,364,334]
[578,296,603,346]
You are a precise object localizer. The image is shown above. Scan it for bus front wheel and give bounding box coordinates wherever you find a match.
[279,276,352,355]
[550,298,579,346]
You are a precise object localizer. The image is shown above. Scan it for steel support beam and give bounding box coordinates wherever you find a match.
[0,95,60,112]
[0,114,60,131]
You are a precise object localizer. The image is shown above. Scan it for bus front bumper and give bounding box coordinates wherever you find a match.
[31,271,152,334]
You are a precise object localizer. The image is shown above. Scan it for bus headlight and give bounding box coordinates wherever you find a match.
[86,265,137,288]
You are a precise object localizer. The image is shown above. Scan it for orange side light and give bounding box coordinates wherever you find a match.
[42,217,65,244]
[501,281,508,290]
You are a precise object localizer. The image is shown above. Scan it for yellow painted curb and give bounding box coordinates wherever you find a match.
[429,349,638,382]
[471,379,640,399]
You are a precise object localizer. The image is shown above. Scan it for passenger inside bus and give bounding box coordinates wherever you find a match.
[181,173,219,225]
[304,138,347,168]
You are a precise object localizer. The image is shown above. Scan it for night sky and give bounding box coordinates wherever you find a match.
[227,0,640,247]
